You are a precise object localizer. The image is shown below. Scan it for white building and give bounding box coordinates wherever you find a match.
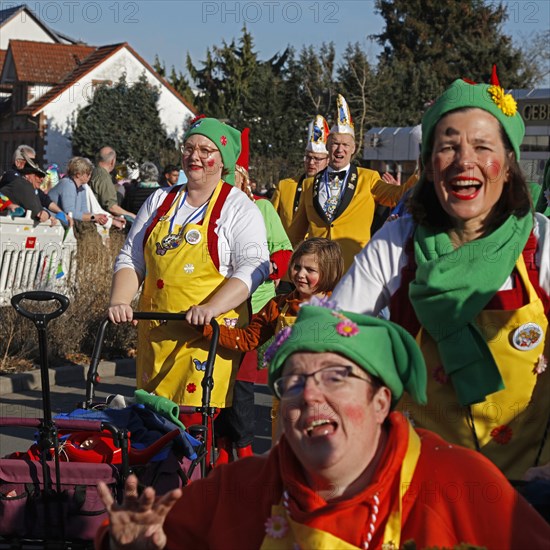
[0,5,196,171]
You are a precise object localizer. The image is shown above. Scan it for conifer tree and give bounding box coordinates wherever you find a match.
[371,0,535,125]
[72,75,169,163]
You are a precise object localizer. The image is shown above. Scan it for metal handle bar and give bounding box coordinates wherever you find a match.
[84,312,219,407]
[11,291,70,325]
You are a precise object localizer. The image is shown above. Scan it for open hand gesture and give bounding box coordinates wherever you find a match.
[97,474,182,550]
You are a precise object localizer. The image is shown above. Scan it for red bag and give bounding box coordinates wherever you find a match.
[0,458,120,542]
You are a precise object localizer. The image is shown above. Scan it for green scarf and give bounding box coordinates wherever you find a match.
[410,214,533,406]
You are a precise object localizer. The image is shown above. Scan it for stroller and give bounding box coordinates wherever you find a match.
[82,309,221,478]
[0,291,220,548]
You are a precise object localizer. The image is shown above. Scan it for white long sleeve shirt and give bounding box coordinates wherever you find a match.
[114,185,270,295]
[332,213,550,315]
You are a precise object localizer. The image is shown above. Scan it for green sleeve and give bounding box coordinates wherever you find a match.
[256,199,292,254]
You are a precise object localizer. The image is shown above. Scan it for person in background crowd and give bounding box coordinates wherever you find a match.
[96,305,550,550]
[48,157,109,226]
[107,117,269,439]
[1,157,69,225]
[89,146,136,222]
[160,164,181,187]
[122,161,161,215]
[0,145,70,225]
[213,127,293,461]
[272,115,330,235]
[332,67,550,486]
[0,144,37,186]
[288,95,416,271]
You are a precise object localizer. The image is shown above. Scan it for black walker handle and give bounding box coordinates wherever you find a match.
[10,291,70,520]
[11,291,69,326]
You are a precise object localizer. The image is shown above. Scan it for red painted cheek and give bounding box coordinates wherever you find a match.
[206,159,216,167]
[341,403,366,424]
[484,161,502,182]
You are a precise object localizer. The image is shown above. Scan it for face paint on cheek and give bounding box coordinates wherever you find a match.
[206,159,216,168]
[341,403,367,424]
[484,161,502,182]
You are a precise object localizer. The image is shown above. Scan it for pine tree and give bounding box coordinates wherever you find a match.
[72,75,170,164]
[153,55,195,106]
[371,0,535,125]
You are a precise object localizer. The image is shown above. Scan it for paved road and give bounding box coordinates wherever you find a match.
[0,363,273,458]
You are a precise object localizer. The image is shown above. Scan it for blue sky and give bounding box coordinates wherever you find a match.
[16,1,550,82]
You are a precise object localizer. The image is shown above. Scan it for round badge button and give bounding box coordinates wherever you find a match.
[185,229,202,245]
[512,322,544,351]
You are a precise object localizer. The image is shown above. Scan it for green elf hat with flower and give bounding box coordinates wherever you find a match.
[306,115,330,154]
[421,65,525,162]
[267,303,427,406]
[330,94,355,137]
[184,115,241,185]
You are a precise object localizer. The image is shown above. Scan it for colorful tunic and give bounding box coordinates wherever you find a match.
[95,412,550,549]
[288,165,415,270]
[332,214,550,479]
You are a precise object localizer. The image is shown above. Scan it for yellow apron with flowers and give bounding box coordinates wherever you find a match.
[137,181,248,408]
[271,304,297,440]
[400,255,550,480]
[260,424,421,550]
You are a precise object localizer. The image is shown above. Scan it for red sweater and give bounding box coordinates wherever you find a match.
[96,413,550,549]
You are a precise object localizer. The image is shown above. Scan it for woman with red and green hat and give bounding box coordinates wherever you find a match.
[96,305,550,549]
[333,68,550,483]
[107,117,270,416]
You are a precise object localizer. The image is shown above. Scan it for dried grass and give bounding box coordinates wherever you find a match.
[0,228,138,372]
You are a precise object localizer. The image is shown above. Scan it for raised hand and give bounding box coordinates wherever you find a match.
[97,474,182,550]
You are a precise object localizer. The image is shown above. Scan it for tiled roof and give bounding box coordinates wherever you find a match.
[10,40,96,83]
[0,50,6,75]
[18,43,125,115]
[18,42,196,117]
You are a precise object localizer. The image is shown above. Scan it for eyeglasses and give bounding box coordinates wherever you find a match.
[273,365,371,399]
[180,144,219,159]
[304,155,328,164]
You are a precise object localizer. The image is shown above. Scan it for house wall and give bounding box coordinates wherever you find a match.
[0,15,56,49]
[41,48,194,167]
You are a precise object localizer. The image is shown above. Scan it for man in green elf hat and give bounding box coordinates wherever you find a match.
[97,305,549,550]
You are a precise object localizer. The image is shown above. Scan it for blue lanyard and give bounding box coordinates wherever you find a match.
[168,190,209,234]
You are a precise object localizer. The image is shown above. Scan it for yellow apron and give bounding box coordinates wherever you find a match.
[260,424,421,550]
[271,304,297,440]
[400,254,550,479]
[137,181,248,408]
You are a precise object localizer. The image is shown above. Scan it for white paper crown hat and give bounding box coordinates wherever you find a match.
[305,115,329,154]
[330,94,355,137]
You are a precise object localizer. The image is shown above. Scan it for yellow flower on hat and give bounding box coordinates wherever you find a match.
[488,84,517,116]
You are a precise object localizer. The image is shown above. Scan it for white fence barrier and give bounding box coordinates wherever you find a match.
[0,212,78,306]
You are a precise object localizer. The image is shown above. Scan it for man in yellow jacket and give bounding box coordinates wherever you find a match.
[288,95,415,270]
[271,115,329,234]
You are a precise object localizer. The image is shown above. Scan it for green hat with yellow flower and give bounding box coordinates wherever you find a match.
[266,303,427,406]
[184,116,241,185]
[421,66,525,162]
